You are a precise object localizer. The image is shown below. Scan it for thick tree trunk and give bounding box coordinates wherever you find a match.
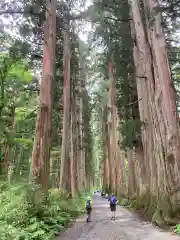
[70,85,78,197]
[116,118,127,196]
[108,60,117,193]
[59,20,71,189]
[127,148,136,197]
[78,53,87,190]
[143,0,180,206]
[129,0,180,223]
[129,0,158,212]
[31,0,56,190]
[104,121,110,190]
[102,105,108,191]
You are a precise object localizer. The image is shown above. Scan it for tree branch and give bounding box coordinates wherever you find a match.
[120,98,142,107]
[0,9,39,15]
[135,75,147,79]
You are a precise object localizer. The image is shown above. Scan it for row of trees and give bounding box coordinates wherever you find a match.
[89,0,180,226]
[0,0,95,197]
[2,0,180,228]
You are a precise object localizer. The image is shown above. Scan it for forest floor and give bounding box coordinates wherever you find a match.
[58,194,179,240]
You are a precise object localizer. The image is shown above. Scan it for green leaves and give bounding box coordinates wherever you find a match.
[6,61,32,84]
[175,223,180,234]
[0,182,85,240]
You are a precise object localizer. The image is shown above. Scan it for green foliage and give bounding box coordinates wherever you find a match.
[0,182,84,240]
[120,119,142,150]
[175,224,180,234]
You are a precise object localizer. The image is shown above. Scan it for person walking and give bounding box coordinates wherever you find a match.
[85,196,92,222]
[109,193,118,220]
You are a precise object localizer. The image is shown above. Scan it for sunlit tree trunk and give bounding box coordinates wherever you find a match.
[31,0,56,190]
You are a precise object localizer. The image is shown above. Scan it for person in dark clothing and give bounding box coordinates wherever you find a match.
[85,196,92,222]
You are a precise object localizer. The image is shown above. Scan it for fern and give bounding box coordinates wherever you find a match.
[0,181,85,240]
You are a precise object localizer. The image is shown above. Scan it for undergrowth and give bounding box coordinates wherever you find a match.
[0,181,85,240]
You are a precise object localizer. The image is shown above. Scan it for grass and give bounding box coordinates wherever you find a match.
[0,181,86,240]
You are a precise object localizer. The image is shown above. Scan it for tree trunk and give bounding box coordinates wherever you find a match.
[127,148,136,197]
[31,0,56,190]
[108,60,117,193]
[129,0,180,223]
[59,19,71,189]
[78,52,87,190]
[143,0,180,207]
[70,85,78,197]
[102,105,108,191]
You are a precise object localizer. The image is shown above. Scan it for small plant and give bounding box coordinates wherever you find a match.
[174,223,180,234]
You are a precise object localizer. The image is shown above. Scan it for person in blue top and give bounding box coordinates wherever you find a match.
[108,193,118,220]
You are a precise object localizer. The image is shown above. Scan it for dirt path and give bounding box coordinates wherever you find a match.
[58,194,179,240]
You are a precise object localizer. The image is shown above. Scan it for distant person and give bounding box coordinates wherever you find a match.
[85,196,92,222]
[108,193,118,220]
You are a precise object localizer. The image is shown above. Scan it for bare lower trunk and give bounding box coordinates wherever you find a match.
[127,148,136,197]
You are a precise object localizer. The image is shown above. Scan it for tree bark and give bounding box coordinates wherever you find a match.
[143,0,180,203]
[108,60,117,193]
[70,83,78,197]
[3,105,15,178]
[59,18,71,189]
[78,52,87,190]
[31,0,56,190]
[129,0,180,223]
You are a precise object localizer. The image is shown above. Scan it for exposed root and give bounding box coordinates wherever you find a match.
[163,216,179,225]
[152,208,165,227]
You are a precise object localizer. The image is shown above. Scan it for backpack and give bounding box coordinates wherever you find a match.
[110,196,116,204]
[86,199,91,208]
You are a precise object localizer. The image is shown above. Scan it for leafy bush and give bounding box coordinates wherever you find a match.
[0,182,84,240]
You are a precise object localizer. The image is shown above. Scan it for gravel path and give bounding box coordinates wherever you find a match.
[58,194,179,240]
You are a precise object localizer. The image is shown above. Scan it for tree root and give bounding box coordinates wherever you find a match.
[152,195,179,227]
[152,208,165,227]
[163,216,179,225]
